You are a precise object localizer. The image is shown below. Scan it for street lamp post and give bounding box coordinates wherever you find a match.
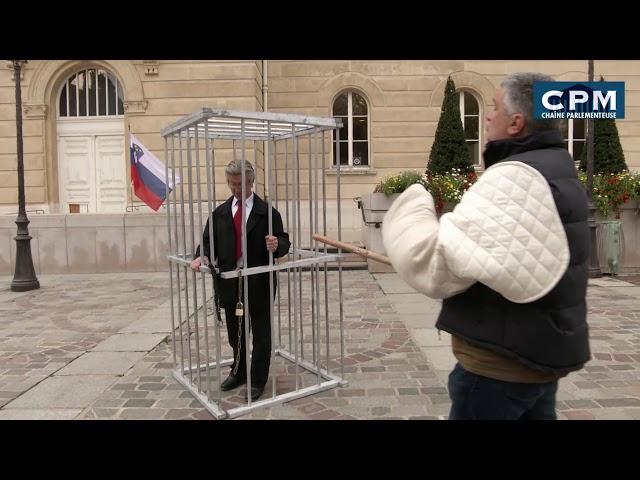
[10,60,40,292]
[586,59,602,278]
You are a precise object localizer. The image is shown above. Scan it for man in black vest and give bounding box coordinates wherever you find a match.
[191,159,290,402]
[439,72,591,419]
[383,72,591,420]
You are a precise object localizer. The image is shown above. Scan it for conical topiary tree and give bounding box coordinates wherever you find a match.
[579,76,627,174]
[427,76,474,175]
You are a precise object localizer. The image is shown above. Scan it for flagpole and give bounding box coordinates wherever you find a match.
[586,60,601,278]
[128,124,134,210]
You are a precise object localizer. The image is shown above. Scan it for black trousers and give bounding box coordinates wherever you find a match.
[448,363,558,420]
[224,306,272,388]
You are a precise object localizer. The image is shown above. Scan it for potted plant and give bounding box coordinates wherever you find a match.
[358,171,424,272]
[578,170,640,274]
[427,77,475,175]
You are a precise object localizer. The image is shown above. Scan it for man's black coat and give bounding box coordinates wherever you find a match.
[195,193,290,314]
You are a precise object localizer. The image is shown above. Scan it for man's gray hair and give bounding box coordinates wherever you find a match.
[225,158,255,183]
[501,72,561,134]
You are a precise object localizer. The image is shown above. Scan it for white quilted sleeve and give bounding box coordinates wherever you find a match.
[382,162,570,303]
[381,184,474,298]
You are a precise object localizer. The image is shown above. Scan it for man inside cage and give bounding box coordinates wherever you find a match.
[382,72,591,420]
[191,158,291,402]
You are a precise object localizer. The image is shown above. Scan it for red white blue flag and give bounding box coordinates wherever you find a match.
[129,134,179,211]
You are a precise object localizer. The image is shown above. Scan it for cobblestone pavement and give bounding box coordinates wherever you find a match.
[1,271,638,420]
[0,273,169,418]
[78,270,450,420]
[553,276,640,420]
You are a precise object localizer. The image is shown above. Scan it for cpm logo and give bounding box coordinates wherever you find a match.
[533,82,625,119]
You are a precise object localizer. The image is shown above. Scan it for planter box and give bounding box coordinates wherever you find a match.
[360,192,400,226]
[359,192,455,273]
[359,193,399,273]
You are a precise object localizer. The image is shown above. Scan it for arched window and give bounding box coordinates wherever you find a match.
[560,119,586,163]
[332,90,370,167]
[458,90,482,167]
[58,68,124,118]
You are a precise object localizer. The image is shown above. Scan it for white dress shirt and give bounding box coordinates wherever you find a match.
[232,193,254,224]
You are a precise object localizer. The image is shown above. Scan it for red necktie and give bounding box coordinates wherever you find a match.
[234,200,242,259]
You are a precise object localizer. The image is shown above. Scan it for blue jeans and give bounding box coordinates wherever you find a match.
[447,363,558,420]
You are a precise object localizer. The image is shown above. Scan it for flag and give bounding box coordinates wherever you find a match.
[129,134,179,211]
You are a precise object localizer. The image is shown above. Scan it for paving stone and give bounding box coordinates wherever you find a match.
[55,352,146,376]
[309,410,340,420]
[155,399,195,409]
[0,409,82,420]
[79,408,120,419]
[164,409,200,420]
[565,399,601,409]
[4,375,117,409]
[91,399,127,408]
[123,399,156,408]
[564,410,596,420]
[120,408,167,420]
[596,398,640,408]
[321,398,350,408]
[337,389,366,397]
[93,334,168,352]
[137,383,166,391]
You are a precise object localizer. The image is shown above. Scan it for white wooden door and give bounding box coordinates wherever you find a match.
[57,119,125,213]
[58,136,94,213]
[95,135,126,212]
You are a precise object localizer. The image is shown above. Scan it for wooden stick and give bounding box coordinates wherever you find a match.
[313,234,392,266]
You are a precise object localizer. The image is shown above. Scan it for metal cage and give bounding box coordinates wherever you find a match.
[160,108,347,419]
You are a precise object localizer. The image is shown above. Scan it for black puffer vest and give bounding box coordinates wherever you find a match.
[435,130,591,375]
